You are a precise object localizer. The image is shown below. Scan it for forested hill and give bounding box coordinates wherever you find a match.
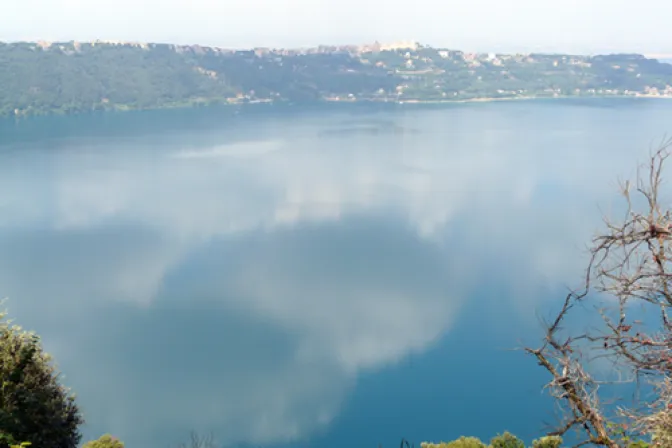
[2,40,672,117]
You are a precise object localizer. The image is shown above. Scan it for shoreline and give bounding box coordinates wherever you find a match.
[342,94,672,105]
[4,94,672,120]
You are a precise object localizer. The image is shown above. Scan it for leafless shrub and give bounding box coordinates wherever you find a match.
[526,137,672,447]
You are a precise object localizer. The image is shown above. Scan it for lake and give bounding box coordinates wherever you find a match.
[0,99,671,447]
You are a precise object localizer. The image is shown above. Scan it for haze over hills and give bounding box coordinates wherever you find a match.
[2,39,672,117]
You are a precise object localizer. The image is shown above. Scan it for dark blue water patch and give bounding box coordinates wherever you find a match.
[155,214,578,448]
[68,298,305,448]
[307,285,557,448]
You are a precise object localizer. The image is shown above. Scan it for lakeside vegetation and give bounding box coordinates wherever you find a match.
[2,41,672,117]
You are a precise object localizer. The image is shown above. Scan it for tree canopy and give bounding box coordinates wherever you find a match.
[2,42,672,117]
[0,308,83,448]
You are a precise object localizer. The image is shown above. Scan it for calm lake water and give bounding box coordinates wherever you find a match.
[1,99,671,447]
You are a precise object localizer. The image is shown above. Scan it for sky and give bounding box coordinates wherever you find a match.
[2,0,672,55]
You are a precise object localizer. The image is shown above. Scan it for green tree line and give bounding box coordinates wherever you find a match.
[2,42,672,117]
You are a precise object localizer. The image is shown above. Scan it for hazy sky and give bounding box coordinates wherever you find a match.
[2,0,672,54]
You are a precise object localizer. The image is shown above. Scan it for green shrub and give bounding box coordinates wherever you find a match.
[627,441,649,448]
[0,309,83,448]
[490,432,524,448]
[0,434,17,447]
[83,434,125,448]
[445,437,486,448]
[421,437,487,448]
[531,435,562,448]
[0,434,29,448]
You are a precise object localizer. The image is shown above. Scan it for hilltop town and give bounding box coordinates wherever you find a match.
[2,40,672,117]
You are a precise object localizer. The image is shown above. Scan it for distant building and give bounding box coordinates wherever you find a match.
[360,41,382,53]
[379,41,419,51]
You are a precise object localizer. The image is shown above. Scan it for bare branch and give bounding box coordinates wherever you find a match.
[526,137,672,447]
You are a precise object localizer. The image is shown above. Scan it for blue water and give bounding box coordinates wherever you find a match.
[0,99,671,447]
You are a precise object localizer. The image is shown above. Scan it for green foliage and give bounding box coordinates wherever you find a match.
[443,437,486,448]
[605,421,652,447]
[0,433,21,448]
[0,309,83,448]
[489,432,524,448]
[421,437,487,448]
[0,432,30,448]
[531,435,562,448]
[8,443,31,448]
[1,42,672,117]
[83,434,125,448]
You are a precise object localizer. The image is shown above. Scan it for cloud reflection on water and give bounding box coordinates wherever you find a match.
[0,101,669,446]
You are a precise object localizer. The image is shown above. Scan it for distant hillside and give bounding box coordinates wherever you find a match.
[2,41,672,117]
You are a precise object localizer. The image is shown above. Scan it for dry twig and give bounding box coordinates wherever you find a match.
[526,137,672,447]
